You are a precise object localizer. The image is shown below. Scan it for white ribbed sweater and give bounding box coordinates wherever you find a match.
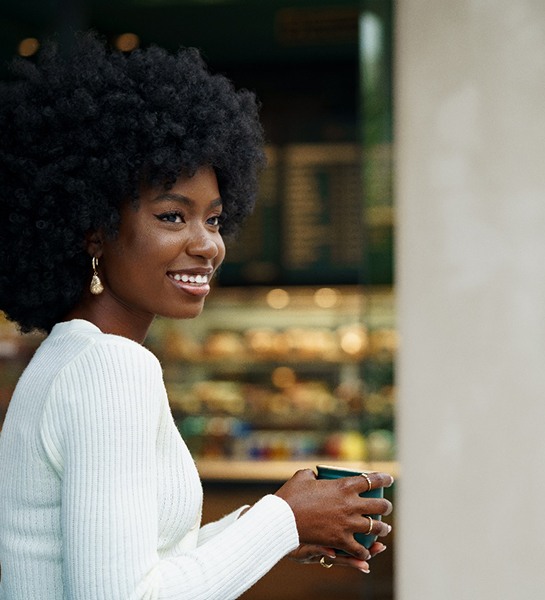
[0,319,299,599]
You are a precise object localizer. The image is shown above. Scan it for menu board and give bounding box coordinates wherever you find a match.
[219,143,364,286]
[281,144,363,283]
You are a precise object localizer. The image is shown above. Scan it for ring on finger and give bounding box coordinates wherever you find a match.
[320,556,333,569]
[361,472,372,492]
[364,516,373,535]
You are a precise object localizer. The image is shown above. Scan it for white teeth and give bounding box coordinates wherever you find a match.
[172,273,209,285]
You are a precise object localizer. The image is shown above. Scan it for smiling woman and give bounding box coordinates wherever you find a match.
[0,32,394,600]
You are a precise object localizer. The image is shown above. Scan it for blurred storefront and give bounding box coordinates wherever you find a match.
[0,1,396,598]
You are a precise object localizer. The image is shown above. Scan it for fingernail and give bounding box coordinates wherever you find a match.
[387,525,392,534]
[376,545,387,554]
[359,566,371,574]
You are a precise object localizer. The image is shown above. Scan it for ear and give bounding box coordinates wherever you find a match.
[85,230,104,258]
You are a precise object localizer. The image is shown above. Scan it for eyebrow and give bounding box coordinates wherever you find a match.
[152,192,223,209]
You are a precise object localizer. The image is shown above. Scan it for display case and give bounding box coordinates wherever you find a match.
[144,284,396,467]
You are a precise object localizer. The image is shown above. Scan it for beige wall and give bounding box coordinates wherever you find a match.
[395,1,545,598]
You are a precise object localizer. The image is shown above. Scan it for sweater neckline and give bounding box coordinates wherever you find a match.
[50,318,103,338]
[49,319,146,349]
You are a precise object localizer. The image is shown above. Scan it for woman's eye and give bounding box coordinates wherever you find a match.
[207,215,222,227]
[156,211,183,224]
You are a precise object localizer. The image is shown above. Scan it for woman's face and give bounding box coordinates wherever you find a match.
[98,165,225,331]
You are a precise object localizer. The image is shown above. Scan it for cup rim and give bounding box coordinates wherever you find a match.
[316,464,368,475]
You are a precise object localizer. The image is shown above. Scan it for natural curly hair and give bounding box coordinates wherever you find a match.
[0,32,265,334]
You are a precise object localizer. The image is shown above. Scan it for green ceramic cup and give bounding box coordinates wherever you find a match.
[316,464,383,551]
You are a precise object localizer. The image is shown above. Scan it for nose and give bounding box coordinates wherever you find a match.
[186,227,222,260]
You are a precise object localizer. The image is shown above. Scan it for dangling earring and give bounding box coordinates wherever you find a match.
[90,256,104,295]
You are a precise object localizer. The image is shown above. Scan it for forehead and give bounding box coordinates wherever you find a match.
[140,166,221,206]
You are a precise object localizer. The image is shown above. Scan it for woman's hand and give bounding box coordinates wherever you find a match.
[275,468,393,561]
[288,541,388,573]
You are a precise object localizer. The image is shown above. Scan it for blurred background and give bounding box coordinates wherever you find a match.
[0,1,396,598]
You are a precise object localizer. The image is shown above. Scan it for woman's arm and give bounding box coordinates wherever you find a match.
[197,505,250,546]
[46,340,298,600]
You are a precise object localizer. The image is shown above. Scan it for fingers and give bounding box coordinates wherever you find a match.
[338,515,391,559]
[371,471,395,488]
[356,496,392,516]
[293,468,318,481]
[367,541,388,557]
[288,544,335,563]
[300,541,386,570]
[356,515,391,539]
[317,543,388,573]
[342,472,394,516]
[355,471,394,493]
[322,554,371,573]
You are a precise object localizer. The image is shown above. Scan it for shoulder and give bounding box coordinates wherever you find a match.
[39,322,168,427]
[84,329,161,371]
[40,320,165,398]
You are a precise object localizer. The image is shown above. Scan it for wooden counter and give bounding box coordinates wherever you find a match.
[196,458,399,482]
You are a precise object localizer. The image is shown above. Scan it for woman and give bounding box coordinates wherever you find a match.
[0,33,393,599]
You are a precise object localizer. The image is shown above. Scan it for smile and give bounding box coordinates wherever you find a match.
[170,273,209,285]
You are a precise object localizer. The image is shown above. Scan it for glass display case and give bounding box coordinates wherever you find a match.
[144,284,396,466]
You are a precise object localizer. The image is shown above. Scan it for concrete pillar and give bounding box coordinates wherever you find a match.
[395,1,545,598]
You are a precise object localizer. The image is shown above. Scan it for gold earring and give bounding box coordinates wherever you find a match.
[90,256,104,295]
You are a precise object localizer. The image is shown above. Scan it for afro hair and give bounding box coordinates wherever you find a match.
[0,32,266,333]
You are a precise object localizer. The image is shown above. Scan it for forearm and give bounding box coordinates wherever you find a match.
[134,495,298,600]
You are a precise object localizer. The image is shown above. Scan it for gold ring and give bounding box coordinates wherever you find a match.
[320,556,333,569]
[361,472,372,492]
[364,516,373,535]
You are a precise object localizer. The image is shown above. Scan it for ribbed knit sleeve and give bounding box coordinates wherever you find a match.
[39,334,298,600]
[197,505,250,546]
[43,341,164,599]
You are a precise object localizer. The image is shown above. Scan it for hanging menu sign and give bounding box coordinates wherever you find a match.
[281,143,362,283]
[219,143,363,285]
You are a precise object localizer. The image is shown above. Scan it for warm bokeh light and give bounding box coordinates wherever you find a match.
[17,38,40,57]
[313,287,339,308]
[271,366,296,388]
[339,325,368,355]
[115,33,140,52]
[266,288,290,309]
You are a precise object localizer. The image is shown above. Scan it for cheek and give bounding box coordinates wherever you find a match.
[105,231,165,275]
